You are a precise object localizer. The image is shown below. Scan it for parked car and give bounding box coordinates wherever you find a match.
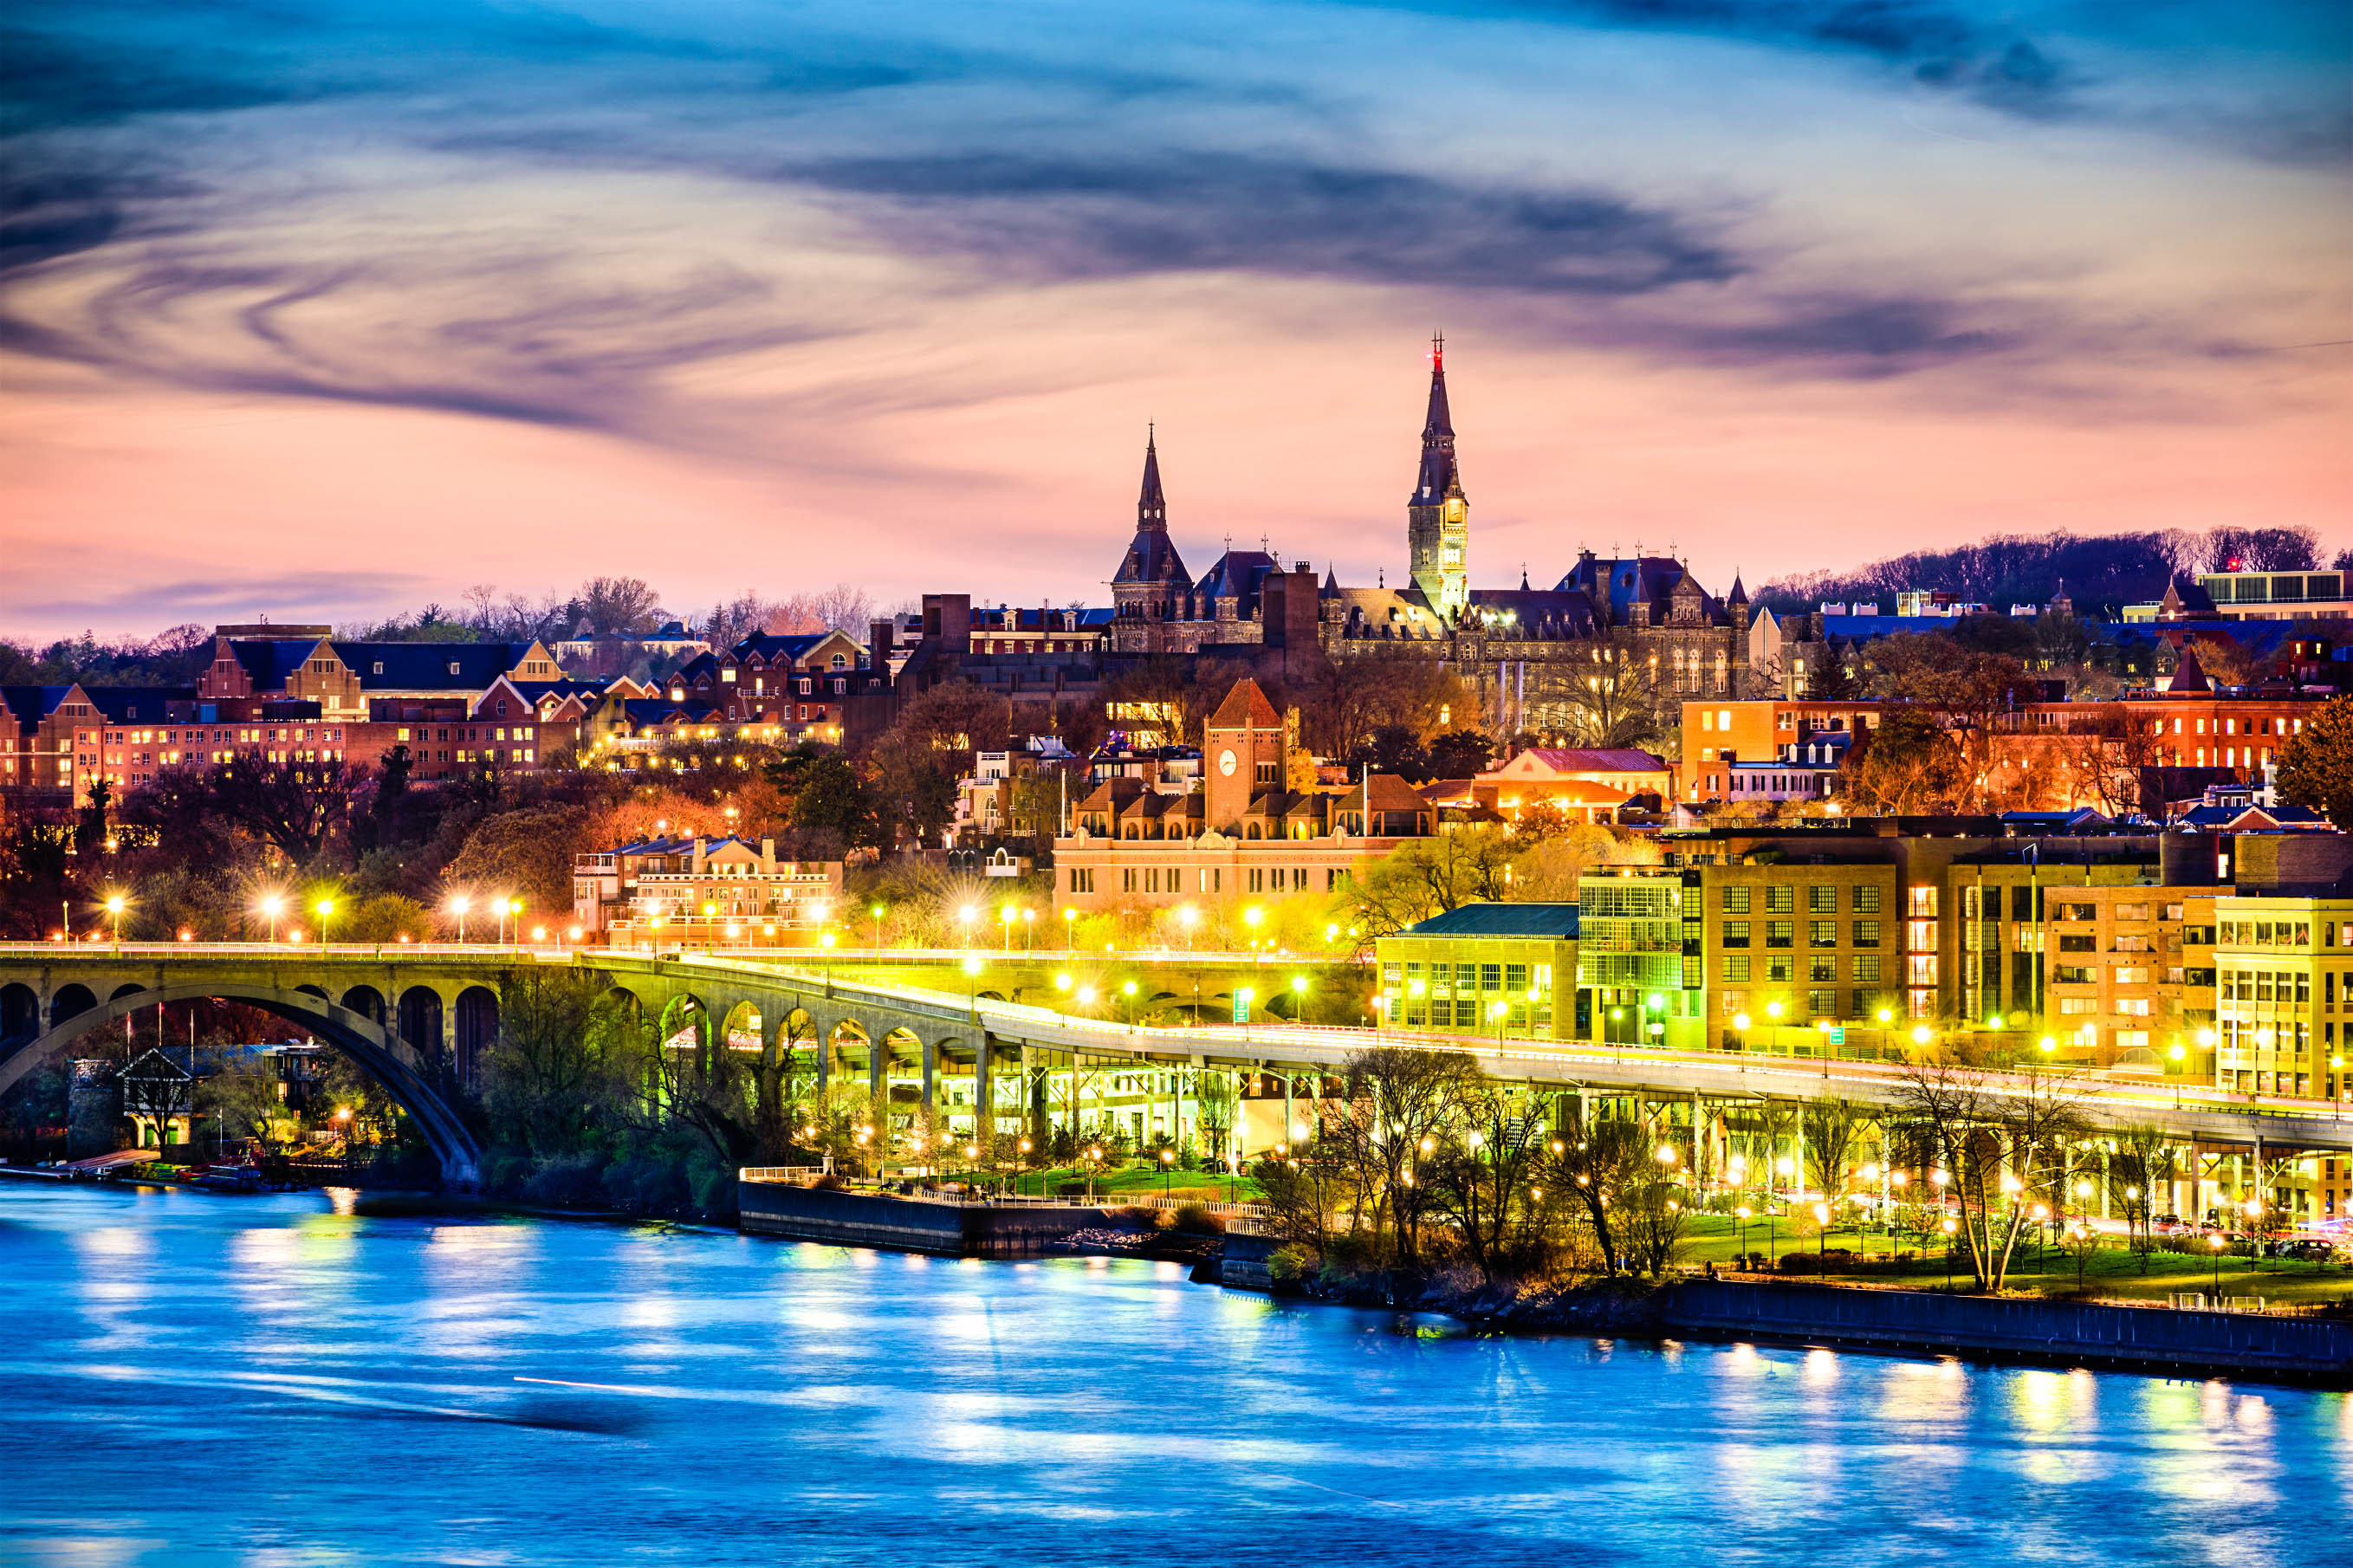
[2276,1238,2337,1263]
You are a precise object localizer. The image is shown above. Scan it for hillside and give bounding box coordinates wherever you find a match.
[1756,527,2335,615]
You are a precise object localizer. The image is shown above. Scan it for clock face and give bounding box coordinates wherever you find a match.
[1218,748,1237,777]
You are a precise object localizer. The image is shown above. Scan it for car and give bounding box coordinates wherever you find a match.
[2276,1238,2337,1263]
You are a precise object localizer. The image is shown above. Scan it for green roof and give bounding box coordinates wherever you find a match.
[1397,904,1578,939]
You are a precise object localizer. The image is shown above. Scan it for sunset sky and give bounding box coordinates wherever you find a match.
[3,0,2348,640]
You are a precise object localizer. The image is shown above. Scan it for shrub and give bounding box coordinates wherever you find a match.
[810,1173,846,1192]
[522,1152,607,1208]
[1171,1202,1226,1234]
[1267,1246,1311,1283]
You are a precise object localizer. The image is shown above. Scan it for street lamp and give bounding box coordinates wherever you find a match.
[1242,905,1263,949]
[448,893,469,943]
[1062,906,1078,950]
[105,894,126,949]
[2208,1231,2227,1295]
[1122,978,1138,1028]
[871,904,885,949]
[959,904,978,947]
[259,893,284,943]
[1160,1145,1176,1197]
[1001,905,1016,950]
[314,897,334,950]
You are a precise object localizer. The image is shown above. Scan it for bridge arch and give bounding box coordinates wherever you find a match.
[0,982,482,1184]
[455,986,499,1085]
[108,982,146,1003]
[49,985,95,1033]
[658,993,710,1052]
[341,985,386,1024]
[720,1000,763,1051]
[397,987,444,1061]
[2,983,39,1047]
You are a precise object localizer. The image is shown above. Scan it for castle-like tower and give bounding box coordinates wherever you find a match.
[1405,334,1468,623]
[1109,428,1191,653]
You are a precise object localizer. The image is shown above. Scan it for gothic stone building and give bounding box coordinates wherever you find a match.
[1105,340,1753,748]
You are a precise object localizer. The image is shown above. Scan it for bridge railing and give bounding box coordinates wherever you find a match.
[737,1166,827,1184]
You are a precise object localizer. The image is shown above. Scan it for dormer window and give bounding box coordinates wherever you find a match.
[449,662,461,674]
[373,662,384,675]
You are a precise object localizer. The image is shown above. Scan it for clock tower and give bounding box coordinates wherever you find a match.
[1405,334,1468,621]
[1202,677,1286,833]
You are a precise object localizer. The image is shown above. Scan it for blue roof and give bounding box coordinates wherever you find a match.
[1398,903,1579,939]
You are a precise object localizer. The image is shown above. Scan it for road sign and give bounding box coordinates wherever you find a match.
[1234,988,1254,1024]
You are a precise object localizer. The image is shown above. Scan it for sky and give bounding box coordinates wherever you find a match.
[2,0,2348,641]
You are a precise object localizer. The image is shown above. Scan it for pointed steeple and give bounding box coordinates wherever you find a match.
[1138,424,1166,530]
[1412,333,1461,505]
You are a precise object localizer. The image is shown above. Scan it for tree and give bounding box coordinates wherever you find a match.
[2277,697,2353,828]
[1895,1057,2087,1292]
[576,576,665,638]
[1802,1097,1866,1202]
[202,755,354,865]
[1429,1078,1542,1282]
[1539,1113,1656,1275]
[2104,1126,2175,1274]
[1320,1045,1482,1272]
[481,972,632,1157]
[1339,826,1515,938]
[789,755,881,850]
[1841,706,1963,814]
[1427,729,1495,781]
[444,804,593,916]
[1555,631,1664,749]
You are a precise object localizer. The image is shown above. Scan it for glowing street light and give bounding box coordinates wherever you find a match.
[314,897,335,950]
[105,894,126,949]
[258,893,285,943]
[448,893,470,943]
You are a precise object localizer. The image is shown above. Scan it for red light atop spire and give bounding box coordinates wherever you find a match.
[1430,330,1444,372]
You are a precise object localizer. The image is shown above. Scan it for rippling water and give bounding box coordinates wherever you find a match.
[2,1184,2347,1568]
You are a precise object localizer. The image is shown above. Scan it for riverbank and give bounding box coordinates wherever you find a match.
[1270,1262,2353,1388]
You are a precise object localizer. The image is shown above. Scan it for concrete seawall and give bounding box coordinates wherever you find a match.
[737,1182,1115,1257]
[1662,1279,2353,1383]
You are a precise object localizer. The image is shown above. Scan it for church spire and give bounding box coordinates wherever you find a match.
[1138,424,1166,530]
[1413,333,1460,505]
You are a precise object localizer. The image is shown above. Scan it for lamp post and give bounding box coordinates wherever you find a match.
[2209,1231,2227,1296]
[448,894,469,943]
[1062,906,1077,952]
[314,898,334,952]
[871,904,885,949]
[1122,978,1138,1030]
[260,894,283,944]
[1160,1146,1175,1197]
[1001,905,1015,951]
[1941,1215,1958,1290]
[959,904,978,949]
[106,895,126,950]
[1735,1204,1752,1269]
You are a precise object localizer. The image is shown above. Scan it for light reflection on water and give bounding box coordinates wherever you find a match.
[1,1185,2346,1568]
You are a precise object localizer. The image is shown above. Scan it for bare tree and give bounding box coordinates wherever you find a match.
[1323,1045,1483,1271]
[1802,1097,1866,1202]
[1539,1112,1656,1275]
[2103,1126,2175,1274]
[1429,1078,1541,1282]
[1895,1057,2088,1291]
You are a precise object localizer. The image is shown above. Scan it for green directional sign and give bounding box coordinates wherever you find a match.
[1233,987,1254,1024]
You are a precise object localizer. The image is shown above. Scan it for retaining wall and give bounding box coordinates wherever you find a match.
[1663,1278,2353,1383]
[737,1182,1114,1257]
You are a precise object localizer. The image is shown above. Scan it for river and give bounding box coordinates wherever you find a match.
[1,1183,2346,1567]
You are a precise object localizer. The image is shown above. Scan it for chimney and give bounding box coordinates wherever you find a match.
[761,835,775,872]
[691,837,707,875]
[868,619,894,664]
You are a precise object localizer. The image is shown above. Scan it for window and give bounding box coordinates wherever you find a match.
[1766,921,1793,949]
[1505,962,1528,992]
[1853,920,1880,948]
[1810,920,1838,949]
[1766,885,1793,913]
[1121,869,1137,892]
[1809,956,1835,982]
[1722,921,1750,949]
[1766,956,1793,982]
[2113,967,2150,986]
[1722,887,1751,914]
[1853,954,1882,983]
[2059,934,2095,953]
[1480,963,1501,991]
[1722,956,1751,982]
[2055,966,2095,984]
[1809,885,1836,913]
[2058,902,2096,922]
[2058,998,2098,1015]
[2115,934,2150,953]
[1807,989,1836,1018]
[1854,886,1882,914]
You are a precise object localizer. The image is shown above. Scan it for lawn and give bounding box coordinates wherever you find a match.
[1676,1213,2353,1308]
[995,1163,1263,1203]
